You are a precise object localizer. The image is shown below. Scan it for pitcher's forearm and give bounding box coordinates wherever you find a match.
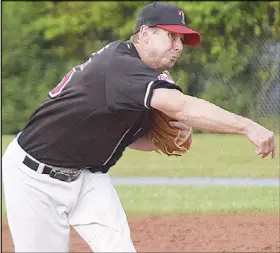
[150,88,276,158]
[178,96,254,135]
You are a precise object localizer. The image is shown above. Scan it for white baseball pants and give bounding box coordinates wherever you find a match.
[2,137,136,252]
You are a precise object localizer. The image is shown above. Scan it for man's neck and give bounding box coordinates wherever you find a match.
[132,43,161,71]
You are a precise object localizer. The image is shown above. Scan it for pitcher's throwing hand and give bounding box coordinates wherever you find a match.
[245,122,276,158]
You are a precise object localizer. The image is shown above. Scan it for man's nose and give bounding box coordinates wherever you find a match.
[174,38,183,52]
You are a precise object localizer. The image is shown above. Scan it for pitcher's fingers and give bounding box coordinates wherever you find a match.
[262,152,270,159]
[263,140,271,155]
[262,136,275,158]
[259,137,272,156]
[169,121,188,130]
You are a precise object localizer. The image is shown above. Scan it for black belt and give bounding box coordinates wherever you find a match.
[23,156,81,182]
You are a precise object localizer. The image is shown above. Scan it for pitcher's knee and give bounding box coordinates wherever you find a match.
[91,229,136,252]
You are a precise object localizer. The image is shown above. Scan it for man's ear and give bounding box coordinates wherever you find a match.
[139,25,150,42]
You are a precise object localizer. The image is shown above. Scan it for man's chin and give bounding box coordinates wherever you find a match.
[158,60,176,70]
[165,62,176,69]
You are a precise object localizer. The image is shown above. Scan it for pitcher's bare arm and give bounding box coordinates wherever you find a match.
[150,88,276,159]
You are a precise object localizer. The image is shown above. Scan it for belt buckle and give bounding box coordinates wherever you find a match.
[49,170,69,182]
[49,169,80,182]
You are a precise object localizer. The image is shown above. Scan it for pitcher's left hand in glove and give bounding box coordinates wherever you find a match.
[148,70,193,156]
[148,110,193,156]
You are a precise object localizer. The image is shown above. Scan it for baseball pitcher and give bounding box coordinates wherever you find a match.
[2,2,276,252]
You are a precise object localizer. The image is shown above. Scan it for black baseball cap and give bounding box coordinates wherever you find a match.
[134,2,201,46]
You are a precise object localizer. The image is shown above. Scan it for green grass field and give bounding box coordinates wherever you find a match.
[115,186,279,215]
[2,186,279,218]
[2,134,279,177]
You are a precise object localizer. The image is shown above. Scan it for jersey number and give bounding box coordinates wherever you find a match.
[48,44,110,98]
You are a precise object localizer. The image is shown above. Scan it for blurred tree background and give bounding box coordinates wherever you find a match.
[2,1,280,134]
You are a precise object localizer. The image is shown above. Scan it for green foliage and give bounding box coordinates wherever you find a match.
[202,82,250,115]
[2,1,279,134]
[2,2,69,133]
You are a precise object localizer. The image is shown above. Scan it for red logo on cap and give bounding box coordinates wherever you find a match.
[178,10,185,25]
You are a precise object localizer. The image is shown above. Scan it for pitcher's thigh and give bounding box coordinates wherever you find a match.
[8,215,70,252]
[2,155,70,252]
[69,173,136,252]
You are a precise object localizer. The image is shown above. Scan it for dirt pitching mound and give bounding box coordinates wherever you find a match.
[2,215,279,252]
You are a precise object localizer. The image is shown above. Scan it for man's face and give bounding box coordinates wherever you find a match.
[145,28,184,69]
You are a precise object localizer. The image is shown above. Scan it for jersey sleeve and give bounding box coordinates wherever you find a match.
[106,55,182,111]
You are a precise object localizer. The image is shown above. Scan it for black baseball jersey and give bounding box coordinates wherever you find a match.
[18,40,183,173]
